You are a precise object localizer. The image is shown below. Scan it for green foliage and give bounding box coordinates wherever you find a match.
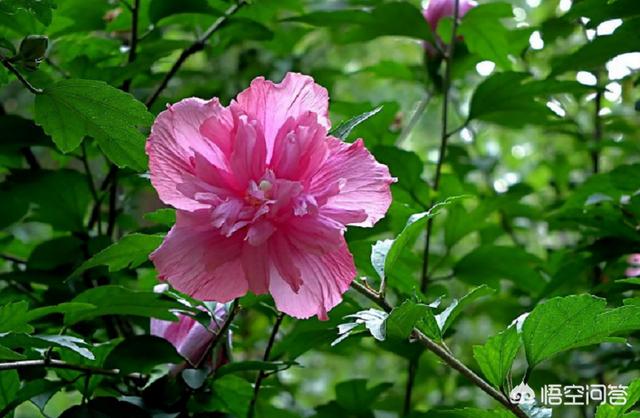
[473,326,521,389]
[34,79,153,170]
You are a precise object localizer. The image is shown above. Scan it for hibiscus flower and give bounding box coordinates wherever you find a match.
[146,72,394,319]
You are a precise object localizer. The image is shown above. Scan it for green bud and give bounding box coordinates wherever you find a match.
[17,35,49,70]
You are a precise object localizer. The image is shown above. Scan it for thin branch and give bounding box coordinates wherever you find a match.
[121,0,140,93]
[81,143,102,235]
[145,0,247,108]
[106,167,119,238]
[396,91,433,145]
[20,148,40,170]
[408,3,462,414]
[0,359,146,385]
[420,0,460,294]
[0,55,43,94]
[206,299,240,357]
[350,281,527,418]
[247,312,285,418]
[591,75,602,174]
[87,165,117,231]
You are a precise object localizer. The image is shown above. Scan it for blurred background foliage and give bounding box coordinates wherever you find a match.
[0,0,639,417]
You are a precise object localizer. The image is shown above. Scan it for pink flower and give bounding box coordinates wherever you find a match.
[423,0,477,32]
[422,0,476,56]
[151,304,228,367]
[146,72,394,320]
[626,254,640,277]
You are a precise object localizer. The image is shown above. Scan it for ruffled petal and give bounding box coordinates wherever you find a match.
[233,72,330,155]
[270,112,329,180]
[150,210,247,302]
[146,98,234,211]
[268,238,356,320]
[309,138,394,228]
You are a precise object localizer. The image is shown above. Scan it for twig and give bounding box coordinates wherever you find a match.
[206,299,240,357]
[420,0,460,293]
[87,165,117,231]
[0,55,43,94]
[408,2,462,413]
[247,312,285,418]
[350,281,527,418]
[591,74,602,175]
[120,0,140,93]
[145,0,247,108]
[396,91,433,145]
[81,143,102,235]
[106,167,118,238]
[0,359,146,384]
[403,357,418,416]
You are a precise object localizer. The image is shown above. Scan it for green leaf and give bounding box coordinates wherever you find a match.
[468,72,590,128]
[458,3,513,69]
[104,336,182,373]
[286,2,433,43]
[58,398,151,418]
[0,344,25,360]
[473,326,521,389]
[2,169,91,232]
[522,295,640,369]
[379,196,469,276]
[551,18,640,75]
[69,233,164,279]
[210,375,254,417]
[335,379,393,414]
[37,335,94,360]
[436,285,494,334]
[25,302,97,323]
[148,0,216,23]
[0,370,19,411]
[63,285,185,325]
[216,360,299,378]
[1,379,66,415]
[455,245,546,296]
[595,379,640,418]
[143,208,176,226]
[329,105,382,140]
[0,301,33,333]
[34,79,153,171]
[333,309,388,345]
[0,0,56,26]
[385,300,433,340]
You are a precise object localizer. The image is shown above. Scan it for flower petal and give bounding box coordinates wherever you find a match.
[151,314,214,366]
[147,98,233,211]
[310,138,394,228]
[268,238,356,320]
[233,72,330,155]
[151,210,247,302]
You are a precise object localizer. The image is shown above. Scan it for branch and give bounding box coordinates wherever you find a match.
[0,55,43,94]
[591,74,602,174]
[247,312,285,418]
[0,359,146,385]
[420,0,460,293]
[144,0,247,108]
[206,299,240,356]
[396,91,433,145]
[120,0,140,93]
[350,281,527,418]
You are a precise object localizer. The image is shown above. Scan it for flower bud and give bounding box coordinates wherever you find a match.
[151,303,229,368]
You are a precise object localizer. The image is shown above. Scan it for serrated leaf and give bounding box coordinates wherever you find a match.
[63,285,186,325]
[473,326,521,389]
[436,285,494,334]
[378,195,469,276]
[37,335,94,360]
[385,300,433,340]
[69,233,164,279]
[34,79,153,171]
[458,3,513,69]
[0,301,33,333]
[522,295,640,369]
[0,370,19,411]
[595,379,640,418]
[329,105,382,140]
[468,72,591,128]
